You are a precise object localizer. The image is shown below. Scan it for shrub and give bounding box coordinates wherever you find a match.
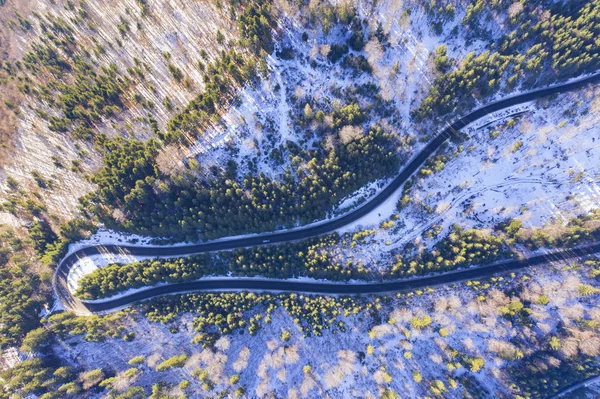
[128,355,145,366]
[156,354,188,371]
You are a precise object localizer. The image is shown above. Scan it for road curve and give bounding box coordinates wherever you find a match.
[81,243,600,313]
[548,373,600,398]
[54,72,600,315]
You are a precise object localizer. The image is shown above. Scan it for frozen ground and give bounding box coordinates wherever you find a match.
[330,84,600,270]
[13,2,600,397]
[183,0,497,182]
[0,0,529,230]
[63,85,600,291]
[57,256,600,398]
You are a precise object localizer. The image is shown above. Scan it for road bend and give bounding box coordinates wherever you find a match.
[53,72,600,315]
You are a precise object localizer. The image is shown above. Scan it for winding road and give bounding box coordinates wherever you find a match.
[548,373,600,398]
[54,72,600,315]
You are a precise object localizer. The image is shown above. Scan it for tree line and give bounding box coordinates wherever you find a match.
[81,126,401,240]
[75,210,600,300]
[415,0,600,122]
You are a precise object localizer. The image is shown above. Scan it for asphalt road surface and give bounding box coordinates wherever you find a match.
[548,373,600,398]
[81,244,600,313]
[53,72,600,315]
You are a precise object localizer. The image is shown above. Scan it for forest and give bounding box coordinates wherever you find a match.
[2,0,599,338]
[143,292,371,340]
[0,215,97,348]
[415,0,600,122]
[82,126,401,240]
[74,224,509,300]
[3,291,373,398]
[162,47,260,144]
[75,0,600,243]
[75,210,600,300]
[4,0,401,242]
[8,0,599,245]
[9,261,600,399]
[3,1,600,397]
[0,230,48,348]
[0,170,97,348]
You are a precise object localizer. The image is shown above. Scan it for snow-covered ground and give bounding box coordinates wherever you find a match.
[56,256,600,398]
[66,254,156,295]
[330,84,600,270]
[407,86,600,230]
[63,85,600,291]
[67,230,156,252]
[12,2,600,397]
[180,0,500,183]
